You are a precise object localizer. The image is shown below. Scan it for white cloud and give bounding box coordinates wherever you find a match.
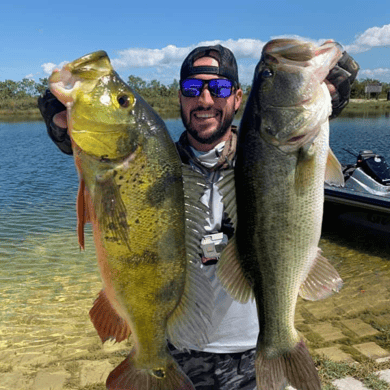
[110,35,352,72]
[110,39,269,70]
[199,38,267,59]
[111,45,191,69]
[345,24,390,53]
[38,31,390,83]
[42,62,57,74]
[41,61,69,75]
[359,67,390,81]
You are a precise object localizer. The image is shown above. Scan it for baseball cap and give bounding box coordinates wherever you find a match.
[180,44,239,87]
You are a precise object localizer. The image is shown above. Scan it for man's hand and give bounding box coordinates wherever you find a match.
[37,89,73,155]
[325,51,359,119]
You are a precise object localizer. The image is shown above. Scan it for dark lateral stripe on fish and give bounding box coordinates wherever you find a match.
[95,174,129,247]
[145,170,183,208]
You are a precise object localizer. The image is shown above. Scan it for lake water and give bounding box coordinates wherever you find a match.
[0,116,389,385]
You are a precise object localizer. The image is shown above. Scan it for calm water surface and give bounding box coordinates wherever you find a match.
[0,117,389,370]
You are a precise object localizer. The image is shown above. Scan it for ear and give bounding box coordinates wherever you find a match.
[234,88,243,111]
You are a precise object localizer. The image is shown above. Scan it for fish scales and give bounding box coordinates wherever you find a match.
[217,39,345,390]
[49,51,213,390]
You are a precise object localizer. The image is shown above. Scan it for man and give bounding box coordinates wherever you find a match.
[38,43,358,389]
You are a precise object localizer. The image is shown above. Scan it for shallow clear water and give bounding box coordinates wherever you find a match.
[0,117,389,374]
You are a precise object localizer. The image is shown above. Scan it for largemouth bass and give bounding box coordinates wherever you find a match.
[49,51,212,390]
[217,39,345,389]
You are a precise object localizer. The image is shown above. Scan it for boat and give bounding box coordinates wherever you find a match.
[323,150,390,235]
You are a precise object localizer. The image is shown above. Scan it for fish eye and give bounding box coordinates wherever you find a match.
[261,68,274,79]
[117,94,130,108]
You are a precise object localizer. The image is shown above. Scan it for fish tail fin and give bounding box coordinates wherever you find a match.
[256,340,321,390]
[106,349,195,390]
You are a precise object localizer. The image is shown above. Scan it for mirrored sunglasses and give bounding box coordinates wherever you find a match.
[180,78,234,98]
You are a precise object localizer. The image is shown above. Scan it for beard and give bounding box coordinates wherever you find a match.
[180,107,235,145]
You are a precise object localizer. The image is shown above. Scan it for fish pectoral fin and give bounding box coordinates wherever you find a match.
[299,248,343,301]
[76,178,93,250]
[89,289,131,343]
[256,340,321,390]
[216,236,254,303]
[76,178,87,250]
[106,348,195,390]
[325,148,345,187]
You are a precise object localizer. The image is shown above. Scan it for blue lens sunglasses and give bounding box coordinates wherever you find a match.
[180,79,235,98]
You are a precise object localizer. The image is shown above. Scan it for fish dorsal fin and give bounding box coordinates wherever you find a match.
[89,289,131,342]
[166,164,214,349]
[217,236,254,303]
[299,249,343,301]
[325,148,344,187]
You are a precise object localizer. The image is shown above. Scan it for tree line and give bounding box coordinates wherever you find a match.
[0,75,389,115]
[349,79,390,99]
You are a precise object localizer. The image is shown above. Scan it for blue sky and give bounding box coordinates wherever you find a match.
[1,0,389,86]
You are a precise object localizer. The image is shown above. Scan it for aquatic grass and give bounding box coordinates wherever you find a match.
[314,355,390,389]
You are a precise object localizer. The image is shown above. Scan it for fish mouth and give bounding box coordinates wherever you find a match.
[49,51,113,106]
[288,134,306,143]
[49,67,80,105]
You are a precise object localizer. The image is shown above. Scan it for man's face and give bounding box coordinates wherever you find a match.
[179,57,242,148]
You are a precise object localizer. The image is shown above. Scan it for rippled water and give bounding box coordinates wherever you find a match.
[0,117,389,375]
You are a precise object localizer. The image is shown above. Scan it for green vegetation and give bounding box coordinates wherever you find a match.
[315,356,390,390]
[351,79,390,100]
[0,76,389,121]
[340,99,390,117]
[0,78,48,119]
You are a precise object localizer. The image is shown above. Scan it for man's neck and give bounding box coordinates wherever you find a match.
[187,128,232,152]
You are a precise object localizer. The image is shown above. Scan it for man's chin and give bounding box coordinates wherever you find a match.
[187,127,228,145]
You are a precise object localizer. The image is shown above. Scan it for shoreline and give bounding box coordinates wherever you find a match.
[0,99,389,122]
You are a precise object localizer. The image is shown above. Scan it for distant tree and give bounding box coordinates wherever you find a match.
[242,84,251,96]
[169,79,180,95]
[0,80,20,100]
[127,75,147,93]
[351,79,365,99]
[36,78,49,95]
[19,78,38,96]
